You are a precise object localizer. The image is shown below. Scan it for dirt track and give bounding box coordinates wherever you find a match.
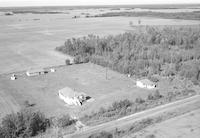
[65,95,200,138]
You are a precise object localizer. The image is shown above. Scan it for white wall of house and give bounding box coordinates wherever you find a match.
[58,92,81,106]
[26,72,39,76]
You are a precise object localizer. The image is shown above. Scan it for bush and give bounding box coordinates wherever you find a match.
[74,55,82,64]
[135,97,145,104]
[0,127,4,138]
[88,131,113,138]
[0,110,50,137]
[148,76,159,82]
[153,90,163,100]
[145,134,156,138]
[56,115,75,128]
[112,99,132,110]
[65,59,71,65]
[147,93,154,101]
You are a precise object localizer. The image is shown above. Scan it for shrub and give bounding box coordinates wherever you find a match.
[153,90,163,100]
[148,76,159,82]
[135,97,145,104]
[0,127,4,138]
[145,134,156,138]
[112,99,132,110]
[0,110,50,137]
[88,131,113,138]
[56,115,75,128]
[65,59,71,65]
[74,55,82,64]
[147,93,154,101]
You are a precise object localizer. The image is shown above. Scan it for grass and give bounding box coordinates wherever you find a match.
[128,107,200,138]
[0,63,153,119]
[0,63,195,121]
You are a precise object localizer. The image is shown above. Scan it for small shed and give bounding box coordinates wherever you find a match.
[58,87,86,106]
[26,68,47,76]
[10,74,16,80]
[136,79,156,89]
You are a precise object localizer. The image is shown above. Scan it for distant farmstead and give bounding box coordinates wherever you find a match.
[26,68,47,76]
[58,87,87,106]
[136,79,156,89]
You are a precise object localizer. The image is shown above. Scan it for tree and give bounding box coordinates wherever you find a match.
[0,110,50,137]
[56,115,75,128]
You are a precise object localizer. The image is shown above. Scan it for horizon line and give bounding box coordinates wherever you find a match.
[1,3,200,8]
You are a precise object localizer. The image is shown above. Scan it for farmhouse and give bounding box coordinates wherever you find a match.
[58,87,87,106]
[136,79,156,89]
[26,68,47,76]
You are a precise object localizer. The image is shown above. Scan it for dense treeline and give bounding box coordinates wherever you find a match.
[56,26,200,84]
[92,11,200,20]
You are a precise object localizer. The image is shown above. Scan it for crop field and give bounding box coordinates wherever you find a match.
[0,11,200,75]
[0,63,181,120]
[130,108,200,138]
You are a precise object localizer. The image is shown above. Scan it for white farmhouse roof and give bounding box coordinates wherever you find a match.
[138,79,155,86]
[59,87,85,98]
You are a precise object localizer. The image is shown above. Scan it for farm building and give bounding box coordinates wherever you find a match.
[136,79,156,89]
[58,87,87,106]
[26,68,47,76]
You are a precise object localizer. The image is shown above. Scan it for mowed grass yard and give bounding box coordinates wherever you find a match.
[0,63,168,119]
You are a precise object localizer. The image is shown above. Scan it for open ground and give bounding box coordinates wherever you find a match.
[131,107,200,138]
[0,11,200,74]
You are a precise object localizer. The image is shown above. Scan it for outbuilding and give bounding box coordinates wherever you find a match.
[26,68,47,76]
[136,79,156,89]
[58,87,87,106]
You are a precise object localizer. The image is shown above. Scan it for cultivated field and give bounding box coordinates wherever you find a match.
[0,11,200,74]
[131,108,200,138]
[0,63,184,120]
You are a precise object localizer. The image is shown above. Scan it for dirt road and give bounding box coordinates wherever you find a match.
[65,95,200,138]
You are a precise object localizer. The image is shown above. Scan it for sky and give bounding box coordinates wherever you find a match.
[0,0,199,7]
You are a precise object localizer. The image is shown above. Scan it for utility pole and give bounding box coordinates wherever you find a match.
[106,67,107,80]
[105,47,108,80]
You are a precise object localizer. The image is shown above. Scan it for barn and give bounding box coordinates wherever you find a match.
[136,79,156,89]
[26,68,47,76]
[58,87,87,106]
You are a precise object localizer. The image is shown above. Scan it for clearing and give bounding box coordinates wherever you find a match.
[0,63,183,120]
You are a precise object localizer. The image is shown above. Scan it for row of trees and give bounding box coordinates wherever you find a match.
[93,11,200,20]
[81,89,196,125]
[56,26,200,84]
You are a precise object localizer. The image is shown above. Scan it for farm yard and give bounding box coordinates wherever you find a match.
[0,63,185,120]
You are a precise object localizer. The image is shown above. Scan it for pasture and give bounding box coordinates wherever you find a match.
[0,12,200,74]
